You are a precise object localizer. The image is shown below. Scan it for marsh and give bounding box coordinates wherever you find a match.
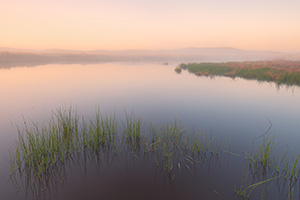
[2,62,300,199]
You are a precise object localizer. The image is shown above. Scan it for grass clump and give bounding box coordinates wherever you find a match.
[247,135,278,169]
[11,108,118,179]
[14,108,80,175]
[9,107,300,199]
[10,108,223,181]
[235,134,300,199]
[174,66,182,73]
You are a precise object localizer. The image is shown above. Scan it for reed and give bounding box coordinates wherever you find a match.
[9,107,300,199]
[289,154,300,181]
[122,111,141,150]
[251,135,278,168]
[236,173,280,199]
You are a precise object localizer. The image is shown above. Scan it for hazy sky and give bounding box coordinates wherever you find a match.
[1,0,300,51]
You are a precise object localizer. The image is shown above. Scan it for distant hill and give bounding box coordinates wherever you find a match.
[88,47,288,59]
[0,47,299,68]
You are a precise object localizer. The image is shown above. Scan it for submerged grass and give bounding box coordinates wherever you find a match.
[9,107,300,199]
[10,108,222,180]
[247,135,278,169]
[235,134,300,199]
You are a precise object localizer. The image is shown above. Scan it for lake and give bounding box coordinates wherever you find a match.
[1,62,300,199]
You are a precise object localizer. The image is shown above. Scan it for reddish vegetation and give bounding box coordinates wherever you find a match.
[224,60,300,72]
[181,60,300,86]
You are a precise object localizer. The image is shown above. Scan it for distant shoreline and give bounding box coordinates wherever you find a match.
[1,47,300,68]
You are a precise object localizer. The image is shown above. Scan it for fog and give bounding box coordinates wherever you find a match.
[0,47,299,68]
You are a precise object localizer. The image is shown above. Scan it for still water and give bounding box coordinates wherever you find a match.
[1,62,300,199]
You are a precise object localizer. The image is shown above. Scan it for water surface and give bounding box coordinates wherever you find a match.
[1,62,300,199]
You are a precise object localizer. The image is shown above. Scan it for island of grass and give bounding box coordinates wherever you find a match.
[178,60,300,86]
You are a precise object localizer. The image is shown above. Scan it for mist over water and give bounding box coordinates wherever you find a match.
[1,47,300,69]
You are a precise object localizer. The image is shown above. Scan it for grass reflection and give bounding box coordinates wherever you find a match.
[9,107,300,199]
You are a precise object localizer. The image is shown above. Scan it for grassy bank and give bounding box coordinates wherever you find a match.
[9,108,300,199]
[178,60,300,86]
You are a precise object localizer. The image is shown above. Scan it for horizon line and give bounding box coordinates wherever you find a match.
[1,46,298,54]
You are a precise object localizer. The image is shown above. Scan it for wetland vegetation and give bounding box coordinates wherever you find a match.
[178,60,300,87]
[9,107,300,199]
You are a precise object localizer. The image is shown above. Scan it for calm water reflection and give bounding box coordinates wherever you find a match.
[1,62,300,199]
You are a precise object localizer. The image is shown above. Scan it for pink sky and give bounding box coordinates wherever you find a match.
[1,0,300,52]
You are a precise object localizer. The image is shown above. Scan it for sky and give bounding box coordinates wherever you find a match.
[1,0,300,52]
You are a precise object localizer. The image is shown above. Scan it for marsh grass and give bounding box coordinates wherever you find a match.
[122,111,141,150]
[247,135,278,172]
[235,134,300,199]
[10,108,223,182]
[9,107,300,199]
[179,62,300,87]
[235,170,280,199]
